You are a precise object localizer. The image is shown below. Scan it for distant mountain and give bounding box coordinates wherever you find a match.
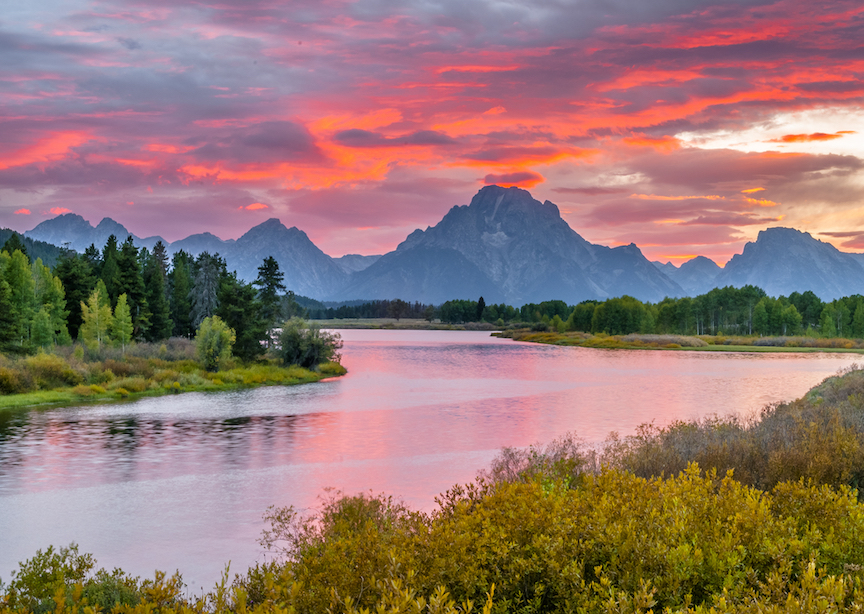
[653,256,721,296]
[25,213,168,252]
[28,192,864,306]
[715,227,864,300]
[334,185,683,304]
[334,254,381,274]
[225,218,347,298]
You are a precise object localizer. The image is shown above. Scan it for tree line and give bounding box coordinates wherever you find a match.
[437,286,864,338]
[0,232,299,360]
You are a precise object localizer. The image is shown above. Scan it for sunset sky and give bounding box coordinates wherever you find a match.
[1,0,863,264]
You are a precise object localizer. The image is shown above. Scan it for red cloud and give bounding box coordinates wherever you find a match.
[240,203,269,210]
[14,208,31,215]
[49,207,72,215]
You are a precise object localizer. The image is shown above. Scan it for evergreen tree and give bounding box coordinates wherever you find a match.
[32,258,69,343]
[253,256,286,329]
[169,251,195,338]
[2,233,29,262]
[476,296,486,322]
[83,243,102,276]
[143,242,172,341]
[100,235,121,303]
[115,236,150,338]
[112,293,134,353]
[190,252,223,327]
[54,250,95,339]
[217,272,266,361]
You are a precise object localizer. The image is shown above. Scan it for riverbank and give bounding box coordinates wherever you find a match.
[6,365,864,614]
[0,343,346,411]
[495,328,864,353]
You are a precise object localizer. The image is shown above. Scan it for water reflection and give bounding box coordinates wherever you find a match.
[0,330,860,588]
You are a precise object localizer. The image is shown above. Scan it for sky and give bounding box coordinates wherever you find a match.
[1,0,863,264]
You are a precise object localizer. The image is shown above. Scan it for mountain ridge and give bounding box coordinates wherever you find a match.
[22,188,864,303]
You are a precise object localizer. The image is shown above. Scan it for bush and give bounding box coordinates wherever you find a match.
[275,318,342,369]
[22,353,82,388]
[195,316,235,372]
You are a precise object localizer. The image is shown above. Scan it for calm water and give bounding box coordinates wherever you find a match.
[0,330,859,588]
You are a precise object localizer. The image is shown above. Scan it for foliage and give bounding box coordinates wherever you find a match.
[275,318,342,368]
[195,315,235,372]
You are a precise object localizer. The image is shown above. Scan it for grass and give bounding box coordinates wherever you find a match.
[0,341,347,412]
[495,328,864,353]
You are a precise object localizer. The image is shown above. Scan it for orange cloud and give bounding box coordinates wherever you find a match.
[741,188,765,194]
[241,202,269,210]
[14,208,31,215]
[483,170,544,188]
[0,130,93,170]
[623,135,681,152]
[773,132,847,143]
[49,207,72,215]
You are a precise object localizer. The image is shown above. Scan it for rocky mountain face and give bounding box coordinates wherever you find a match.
[714,227,864,300]
[336,186,684,304]
[653,256,722,297]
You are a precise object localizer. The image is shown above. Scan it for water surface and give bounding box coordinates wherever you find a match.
[0,330,858,588]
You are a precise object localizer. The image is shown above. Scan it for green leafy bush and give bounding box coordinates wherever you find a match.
[195,316,235,372]
[275,318,342,369]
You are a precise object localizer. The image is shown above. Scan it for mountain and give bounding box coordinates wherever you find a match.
[226,218,347,298]
[334,254,381,274]
[653,256,721,296]
[334,185,684,304]
[25,213,168,252]
[715,227,864,300]
[0,228,67,268]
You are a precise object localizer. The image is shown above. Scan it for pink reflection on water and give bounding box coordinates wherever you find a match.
[0,330,861,588]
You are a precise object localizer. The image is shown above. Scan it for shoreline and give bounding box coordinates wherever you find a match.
[0,362,346,412]
[494,329,864,354]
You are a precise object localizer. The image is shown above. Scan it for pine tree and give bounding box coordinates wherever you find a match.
[2,233,29,262]
[101,235,121,303]
[169,251,194,338]
[54,250,95,339]
[116,236,150,339]
[217,272,266,361]
[143,242,172,341]
[190,252,223,327]
[253,256,286,329]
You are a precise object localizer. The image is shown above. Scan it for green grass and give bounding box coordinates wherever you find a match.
[0,361,347,412]
[496,329,864,353]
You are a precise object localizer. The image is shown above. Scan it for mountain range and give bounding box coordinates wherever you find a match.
[23,185,864,303]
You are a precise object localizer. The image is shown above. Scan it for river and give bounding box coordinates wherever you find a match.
[0,330,859,589]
